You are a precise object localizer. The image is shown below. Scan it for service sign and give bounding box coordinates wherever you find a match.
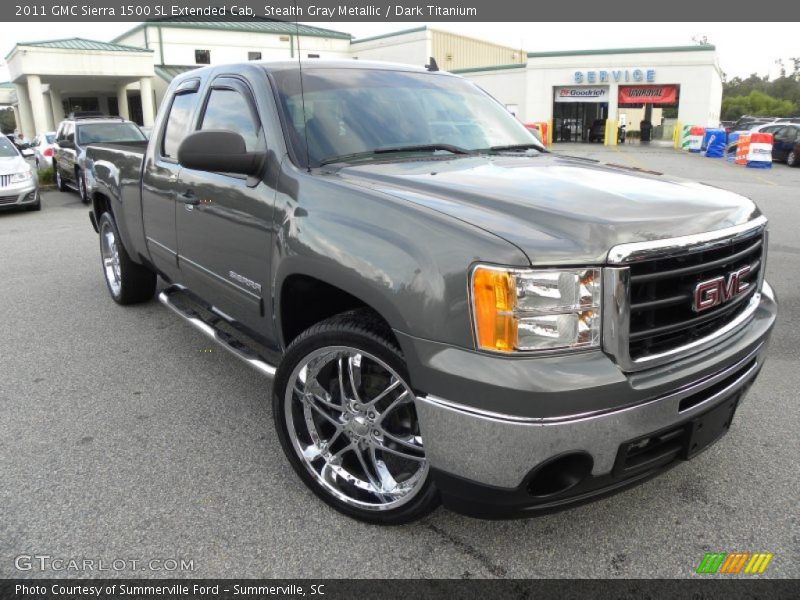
[554,86,610,103]
[574,69,656,84]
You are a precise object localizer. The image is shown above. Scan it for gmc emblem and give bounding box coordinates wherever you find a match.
[692,266,751,312]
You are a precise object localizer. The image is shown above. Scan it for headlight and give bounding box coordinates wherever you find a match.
[10,168,33,183]
[471,265,601,353]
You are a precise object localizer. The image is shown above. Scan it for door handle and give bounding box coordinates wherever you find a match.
[178,189,200,205]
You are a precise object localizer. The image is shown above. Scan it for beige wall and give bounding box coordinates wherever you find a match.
[431,30,525,71]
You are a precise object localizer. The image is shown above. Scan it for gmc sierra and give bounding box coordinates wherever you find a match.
[85,61,776,524]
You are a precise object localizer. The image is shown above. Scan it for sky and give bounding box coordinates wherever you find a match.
[0,21,797,83]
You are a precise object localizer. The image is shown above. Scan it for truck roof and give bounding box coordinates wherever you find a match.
[171,59,452,85]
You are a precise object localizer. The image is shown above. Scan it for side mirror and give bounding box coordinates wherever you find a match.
[21,148,34,157]
[59,140,74,149]
[178,130,264,176]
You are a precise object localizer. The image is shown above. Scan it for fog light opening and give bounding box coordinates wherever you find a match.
[527,452,593,497]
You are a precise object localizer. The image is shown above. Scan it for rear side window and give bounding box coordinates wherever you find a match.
[200,88,262,152]
[162,91,199,159]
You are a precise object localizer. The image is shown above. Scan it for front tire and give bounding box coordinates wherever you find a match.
[273,311,439,524]
[788,150,797,167]
[97,211,156,304]
[77,170,89,204]
[55,164,67,192]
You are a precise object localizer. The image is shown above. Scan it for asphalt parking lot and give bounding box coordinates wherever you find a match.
[1,144,798,579]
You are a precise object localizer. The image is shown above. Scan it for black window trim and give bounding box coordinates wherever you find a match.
[157,78,202,164]
[192,75,265,182]
[197,75,263,135]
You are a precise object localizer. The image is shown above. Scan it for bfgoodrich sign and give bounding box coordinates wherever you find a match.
[554,86,610,102]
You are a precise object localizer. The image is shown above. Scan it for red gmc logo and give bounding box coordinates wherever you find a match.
[693,266,752,312]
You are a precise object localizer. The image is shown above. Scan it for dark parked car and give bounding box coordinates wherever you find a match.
[589,119,606,142]
[53,114,146,203]
[729,115,775,133]
[772,124,799,166]
[85,61,776,524]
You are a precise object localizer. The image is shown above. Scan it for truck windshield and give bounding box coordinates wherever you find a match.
[272,67,543,167]
[77,123,146,145]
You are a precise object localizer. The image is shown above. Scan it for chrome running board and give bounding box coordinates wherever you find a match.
[158,285,277,378]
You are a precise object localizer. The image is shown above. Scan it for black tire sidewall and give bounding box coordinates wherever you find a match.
[272,316,439,525]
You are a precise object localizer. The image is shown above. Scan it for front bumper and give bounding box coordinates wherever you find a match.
[0,179,39,208]
[409,281,777,518]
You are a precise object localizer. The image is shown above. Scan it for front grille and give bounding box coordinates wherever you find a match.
[0,174,11,187]
[0,194,19,206]
[627,230,764,360]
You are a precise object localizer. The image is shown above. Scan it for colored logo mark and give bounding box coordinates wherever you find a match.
[696,552,774,574]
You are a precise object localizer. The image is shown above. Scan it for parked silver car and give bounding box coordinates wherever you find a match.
[31,131,56,170]
[0,135,40,211]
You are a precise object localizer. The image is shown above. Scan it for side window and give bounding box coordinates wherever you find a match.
[200,88,263,152]
[56,124,65,141]
[65,124,75,143]
[162,91,199,159]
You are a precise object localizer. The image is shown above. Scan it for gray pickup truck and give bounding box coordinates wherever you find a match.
[86,60,776,524]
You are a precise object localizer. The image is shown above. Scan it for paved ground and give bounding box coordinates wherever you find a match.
[1,146,798,579]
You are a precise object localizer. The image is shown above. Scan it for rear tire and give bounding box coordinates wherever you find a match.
[273,310,440,524]
[788,150,797,167]
[97,211,156,305]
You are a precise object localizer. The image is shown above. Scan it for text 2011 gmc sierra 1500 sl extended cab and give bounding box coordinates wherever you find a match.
[85,61,777,524]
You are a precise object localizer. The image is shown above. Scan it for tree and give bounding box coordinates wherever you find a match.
[721,90,795,120]
[722,67,800,118]
[0,107,16,134]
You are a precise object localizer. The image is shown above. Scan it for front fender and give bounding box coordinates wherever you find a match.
[272,162,529,351]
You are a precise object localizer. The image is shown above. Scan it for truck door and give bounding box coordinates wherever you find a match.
[175,76,276,336]
[141,79,201,281]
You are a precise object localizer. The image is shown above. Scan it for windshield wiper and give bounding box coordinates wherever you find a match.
[374,143,473,155]
[482,143,546,154]
[319,144,473,166]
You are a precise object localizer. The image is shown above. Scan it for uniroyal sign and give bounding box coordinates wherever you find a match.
[619,85,678,104]
[554,86,610,103]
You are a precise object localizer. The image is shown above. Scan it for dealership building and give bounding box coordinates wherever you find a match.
[1,22,722,145]
[458,45,723,143]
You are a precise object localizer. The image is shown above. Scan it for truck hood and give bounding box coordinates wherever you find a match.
[335,154,761,265]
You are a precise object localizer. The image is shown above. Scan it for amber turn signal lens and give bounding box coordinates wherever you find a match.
[472,267,517,352]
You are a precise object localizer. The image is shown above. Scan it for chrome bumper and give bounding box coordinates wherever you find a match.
[414,281,775,489]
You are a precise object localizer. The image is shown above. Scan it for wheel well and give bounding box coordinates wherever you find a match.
[280,275,397,347]
[92,192,111,220]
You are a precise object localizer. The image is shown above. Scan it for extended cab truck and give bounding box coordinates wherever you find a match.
[86,61,777,524]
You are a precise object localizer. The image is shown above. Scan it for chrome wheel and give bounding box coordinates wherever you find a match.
[100,219,122,297]
[788,151,797,167]
[55,168,62,188]
[284,346,428,511]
